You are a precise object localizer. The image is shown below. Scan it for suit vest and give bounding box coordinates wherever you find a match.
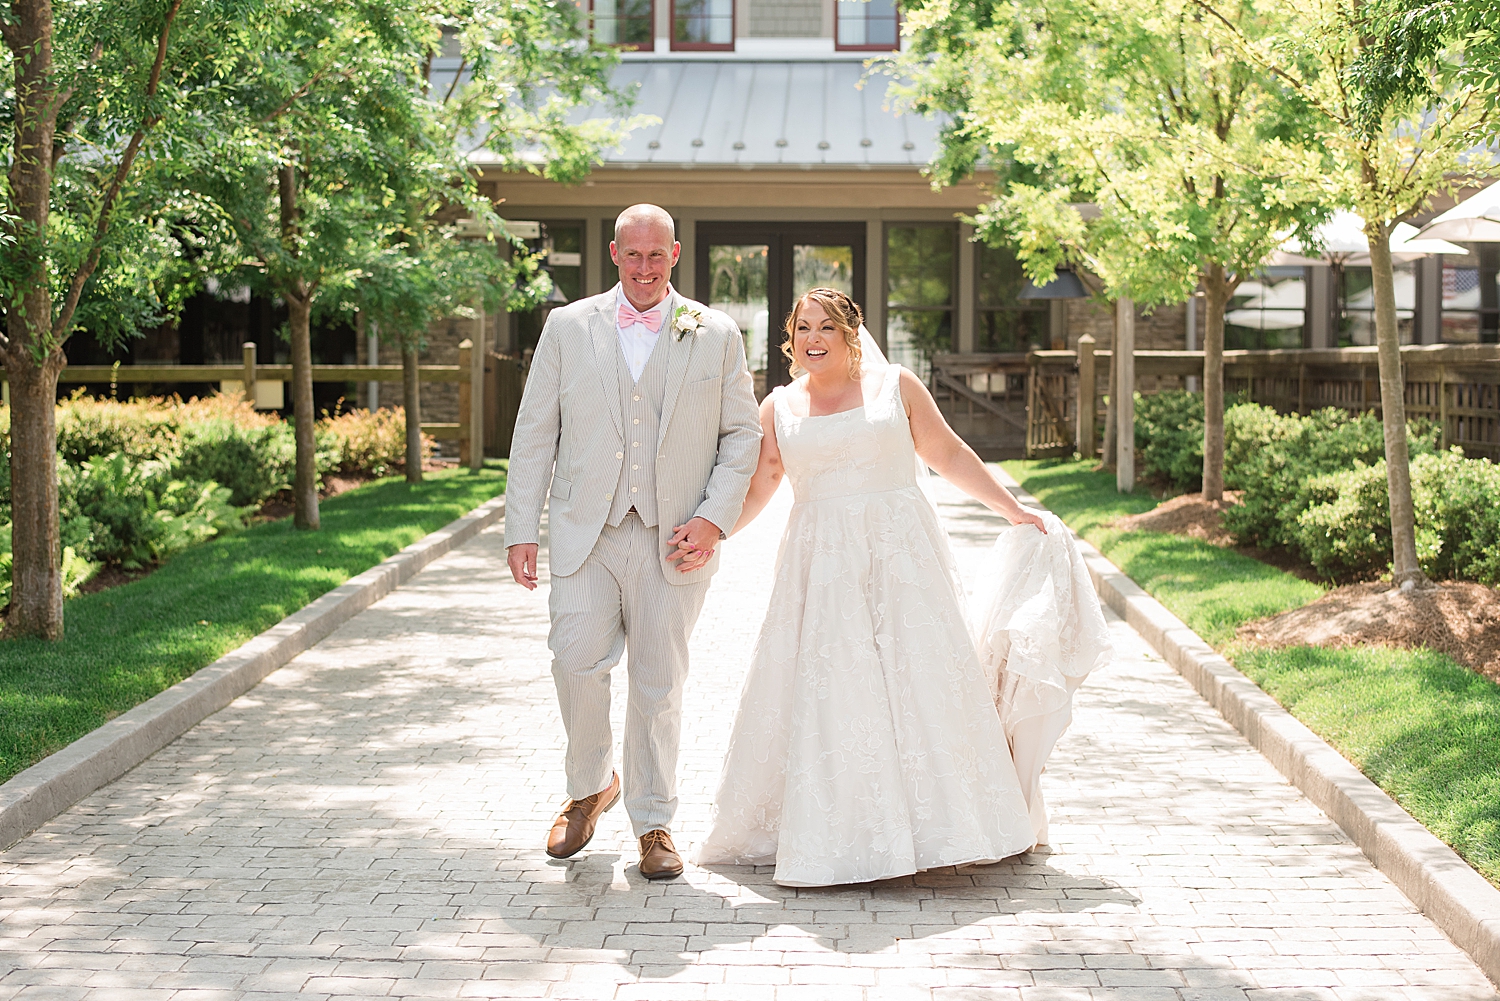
[606,329,671,528]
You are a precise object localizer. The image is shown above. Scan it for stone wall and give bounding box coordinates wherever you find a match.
[1062,298,1191,394]
[359,312,486,459]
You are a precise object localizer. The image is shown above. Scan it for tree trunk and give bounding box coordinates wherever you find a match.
[6,355,66,638]
[402,342,423,483]
[1364,218,1427,589]
[286,289,319,529]
[1201,263,1230,501]
[1101,337,1118,470]
[4,0,66,638]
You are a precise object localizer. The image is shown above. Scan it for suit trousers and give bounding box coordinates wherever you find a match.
[548,512,710,835]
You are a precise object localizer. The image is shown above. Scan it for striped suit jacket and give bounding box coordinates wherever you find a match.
[504,289,763,584]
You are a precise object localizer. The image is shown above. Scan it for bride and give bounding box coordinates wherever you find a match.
[693,287,1049,887]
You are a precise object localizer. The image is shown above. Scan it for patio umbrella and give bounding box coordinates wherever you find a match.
[1414,182,1500,242]
[1268,210,1467,266]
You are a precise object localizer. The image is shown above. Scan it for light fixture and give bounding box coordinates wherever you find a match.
[1017,268,1089,300]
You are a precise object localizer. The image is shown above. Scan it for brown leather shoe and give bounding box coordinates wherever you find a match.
[638,829,684,880]
[546,773,620,859]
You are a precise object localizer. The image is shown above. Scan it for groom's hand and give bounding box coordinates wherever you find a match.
[666,517,722,573]
[507,544,539,590]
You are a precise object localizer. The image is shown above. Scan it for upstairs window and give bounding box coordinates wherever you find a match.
[592,0,654,49]
[836,0,899,50]
[672,0,734,49]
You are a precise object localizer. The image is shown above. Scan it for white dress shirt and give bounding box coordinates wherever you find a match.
[615,284,672,381]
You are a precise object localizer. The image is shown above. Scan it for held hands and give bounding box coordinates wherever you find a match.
[667,516,722,573]
[507,543,540,590]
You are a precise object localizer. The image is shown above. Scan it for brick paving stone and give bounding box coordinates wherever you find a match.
[1,476,1497,1000]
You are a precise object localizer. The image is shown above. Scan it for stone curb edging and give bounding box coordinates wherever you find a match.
[0,494,506,852]
[995,469,1500,989]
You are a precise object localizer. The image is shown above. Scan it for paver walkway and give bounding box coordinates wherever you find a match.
[1,477,1496,1001]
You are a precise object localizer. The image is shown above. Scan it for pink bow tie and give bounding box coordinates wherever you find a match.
[618,302,664,332]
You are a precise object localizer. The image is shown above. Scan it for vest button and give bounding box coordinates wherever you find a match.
[633,395,641,401]
[605,493,613,500]
[633,418,640,425]
[616,451,624,459]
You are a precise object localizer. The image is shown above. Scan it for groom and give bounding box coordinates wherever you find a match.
[504,204,761,879]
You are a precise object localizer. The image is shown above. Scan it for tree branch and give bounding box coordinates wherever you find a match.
[52,0,182,341]
[261,66,336,123]
[1188,0,1347,126]
[443,55,467,104]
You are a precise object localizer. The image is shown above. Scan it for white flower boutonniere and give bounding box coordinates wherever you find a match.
[672,304,706,341]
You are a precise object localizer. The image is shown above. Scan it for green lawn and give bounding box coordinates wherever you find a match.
[0,467,505,784]
[1002,458,1322,645]
[1005,457,1500,887]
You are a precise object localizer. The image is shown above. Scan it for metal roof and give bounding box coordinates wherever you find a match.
[599,60,936,168]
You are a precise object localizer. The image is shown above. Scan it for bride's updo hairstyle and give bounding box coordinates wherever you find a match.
[782,287,864,379]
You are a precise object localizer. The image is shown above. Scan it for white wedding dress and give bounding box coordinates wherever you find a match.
[696,364,1040,887]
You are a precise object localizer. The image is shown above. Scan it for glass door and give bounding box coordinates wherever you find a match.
[706,244,770,397]
[698,223,865,396]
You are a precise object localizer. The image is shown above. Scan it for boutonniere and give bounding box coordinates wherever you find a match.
[672,304,706,341]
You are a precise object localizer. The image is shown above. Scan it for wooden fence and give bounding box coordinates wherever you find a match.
[1,339,493,468]
[939,344,1500,461]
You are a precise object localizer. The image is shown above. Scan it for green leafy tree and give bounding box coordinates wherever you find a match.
[0,0,250,639]
[1191,0,1500,587]
[895,0,1329,497]
[347,0,642,483]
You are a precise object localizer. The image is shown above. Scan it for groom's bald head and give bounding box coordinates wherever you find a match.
[614,203,676,244]
[612,203,680,311]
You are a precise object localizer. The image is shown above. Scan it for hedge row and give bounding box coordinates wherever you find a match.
[1,396,433,604]
[1133,391,1500,584]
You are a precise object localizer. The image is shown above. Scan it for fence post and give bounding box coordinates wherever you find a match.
[242,342,257,408]
[458,338,473,467]
[1116,298,1136,493]
[1439,365,1450,450]
[470,306,485,470]
[1077,334,1096,459]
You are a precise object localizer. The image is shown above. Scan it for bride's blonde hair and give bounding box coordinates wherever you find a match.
[782,288,864,379]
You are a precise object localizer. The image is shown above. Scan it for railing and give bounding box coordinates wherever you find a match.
[2,339,491,468]
[1011,343,1500,461]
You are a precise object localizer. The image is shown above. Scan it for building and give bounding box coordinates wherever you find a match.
[51,4,1494,456]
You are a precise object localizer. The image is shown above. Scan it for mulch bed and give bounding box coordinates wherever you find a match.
[1111,491,1500,678]
[78,565,157,596]
[1113,491,1241,546]
[1110,491,1323,582]
[1238,581,1500,682]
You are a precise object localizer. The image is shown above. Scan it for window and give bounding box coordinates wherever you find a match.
[1225,266,1308,350]
[591,0,653,49]
[975,242,1048,352]
[672,0,733,49]
[1440,244,1500,343]
[836,0,899,49]
[1340,263,1416,346]
[886,225,955,377]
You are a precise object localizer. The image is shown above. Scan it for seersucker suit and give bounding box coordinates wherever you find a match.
[504,285,762,835]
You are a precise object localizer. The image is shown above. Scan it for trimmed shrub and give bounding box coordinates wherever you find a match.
[319,407,431,478]
[1220,404,1439,550]
[1292,450,1500,584]
[1134,390,1205,490]
[173,418,296,507]
[55,394,180,466]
